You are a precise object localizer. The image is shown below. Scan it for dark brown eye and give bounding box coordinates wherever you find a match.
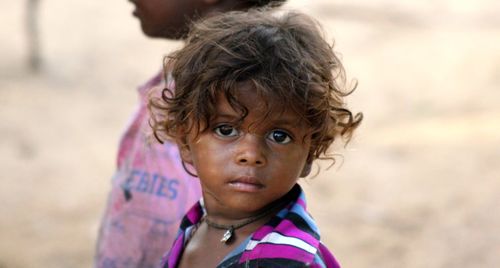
[214,125,238,137]
[268,130,292,144]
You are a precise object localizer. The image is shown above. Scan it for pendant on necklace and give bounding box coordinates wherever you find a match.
[221,227,234,244]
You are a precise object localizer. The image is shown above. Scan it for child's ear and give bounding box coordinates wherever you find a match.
[299,161,312,178]
[177,136,193,165]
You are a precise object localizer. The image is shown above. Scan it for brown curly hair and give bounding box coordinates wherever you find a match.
[246,0,286,7]
[150,9,362,163]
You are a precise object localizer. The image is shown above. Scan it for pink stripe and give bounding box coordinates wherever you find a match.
[241,243,314,263]
[318,243,341,268]
[186,205,201,223]
[296,196,307,209]
[275,219,319,247]
[163,235,184,268]
[251,225,274,240]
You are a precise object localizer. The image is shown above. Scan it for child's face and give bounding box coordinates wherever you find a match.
[179,83,312,217]
[130,0,205,39]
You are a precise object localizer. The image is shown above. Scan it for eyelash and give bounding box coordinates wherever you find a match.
[213,124,293,144]
[213,124,239,137]
[267,130,292,144]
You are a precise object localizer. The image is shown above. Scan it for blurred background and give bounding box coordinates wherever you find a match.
[1,0,499,267]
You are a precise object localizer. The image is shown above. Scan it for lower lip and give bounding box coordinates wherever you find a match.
[228,181,263,192]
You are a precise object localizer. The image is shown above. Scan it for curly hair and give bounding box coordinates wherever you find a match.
[246,0,286,7]
[150,9,362,163]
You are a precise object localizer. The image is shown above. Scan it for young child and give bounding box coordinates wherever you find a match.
[150,9,362,268]
[95,1,287,267]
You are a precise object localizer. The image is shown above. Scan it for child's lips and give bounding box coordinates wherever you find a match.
[228,176,264,192]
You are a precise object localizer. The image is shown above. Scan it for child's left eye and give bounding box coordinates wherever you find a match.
[267,130,292,144]
[214,124,239,137]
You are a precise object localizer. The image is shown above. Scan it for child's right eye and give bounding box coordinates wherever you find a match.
[214,124,239,137]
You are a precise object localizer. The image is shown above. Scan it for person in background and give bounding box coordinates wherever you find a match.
[95,1,287,267]
[149,9,362,268]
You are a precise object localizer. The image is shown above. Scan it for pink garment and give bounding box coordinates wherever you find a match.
[95,71,201,268]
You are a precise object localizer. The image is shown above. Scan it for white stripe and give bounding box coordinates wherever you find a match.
[245,232,316,254]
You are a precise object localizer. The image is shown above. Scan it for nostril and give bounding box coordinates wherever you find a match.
[238,158,264,165]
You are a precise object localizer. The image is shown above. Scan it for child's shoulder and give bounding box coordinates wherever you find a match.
[233,184,339,267]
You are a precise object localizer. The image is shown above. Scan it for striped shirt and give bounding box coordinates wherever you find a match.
[161,184,340,268]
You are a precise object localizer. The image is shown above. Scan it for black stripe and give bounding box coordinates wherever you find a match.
[285,212,320,240]
[179,216,193,229]
[227,258,311,267]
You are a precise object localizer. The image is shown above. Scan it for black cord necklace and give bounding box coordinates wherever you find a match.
[204,202,284,244]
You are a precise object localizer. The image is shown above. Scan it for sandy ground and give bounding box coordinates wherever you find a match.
[1,0,499,267]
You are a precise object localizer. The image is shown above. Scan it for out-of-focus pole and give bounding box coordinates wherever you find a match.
[27,0,41,72]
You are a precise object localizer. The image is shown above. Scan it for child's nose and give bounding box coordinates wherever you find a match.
[235,134,267,167]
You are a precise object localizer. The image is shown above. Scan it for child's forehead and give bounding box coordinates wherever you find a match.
[219,82,275,105]
[213,82,305,122]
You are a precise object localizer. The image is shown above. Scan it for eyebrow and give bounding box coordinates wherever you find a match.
[256,112,306,127]
[210,112,243,125]
[214,106,306,128]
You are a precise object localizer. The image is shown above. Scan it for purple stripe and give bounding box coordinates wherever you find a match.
[241,243,314,263]
[275,219,319,247]
[251,224,274,240]
[186,204,201,223]
[295,195,307,209]
[162,234,184,268]
[318,243,341,268]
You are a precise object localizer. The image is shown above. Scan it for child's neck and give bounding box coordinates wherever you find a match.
[202,191,293,244]
[177,190,295,268]
[204,205,277,244]
[178,214,270,268]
